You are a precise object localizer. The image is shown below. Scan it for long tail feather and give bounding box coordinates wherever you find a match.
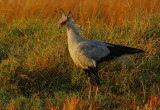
[106,43,145,54]
[98,43,145,62]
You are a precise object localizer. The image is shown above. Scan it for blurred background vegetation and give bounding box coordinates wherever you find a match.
[0,0,160,109]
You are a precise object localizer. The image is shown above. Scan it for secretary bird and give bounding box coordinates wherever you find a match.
[56,8,145,98]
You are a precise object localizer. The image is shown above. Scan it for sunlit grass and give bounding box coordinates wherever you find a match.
[0,0,160,109]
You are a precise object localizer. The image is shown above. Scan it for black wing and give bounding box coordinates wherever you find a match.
[97,43,145,62]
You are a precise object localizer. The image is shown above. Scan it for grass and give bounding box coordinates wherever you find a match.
[0,0,160,109]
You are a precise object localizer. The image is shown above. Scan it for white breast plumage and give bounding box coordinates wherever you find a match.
[68,43,96,69]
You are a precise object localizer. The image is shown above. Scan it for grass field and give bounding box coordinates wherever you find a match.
[0,0,160,109]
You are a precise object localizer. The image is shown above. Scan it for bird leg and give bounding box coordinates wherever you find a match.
[84,69,94,99]
[95,86,99,97]
[90,67,100,98]
[84,67,100,99]
[88,77,93,99]
[92,68,100,87]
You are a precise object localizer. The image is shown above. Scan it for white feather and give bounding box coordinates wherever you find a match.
[66,21,110,69]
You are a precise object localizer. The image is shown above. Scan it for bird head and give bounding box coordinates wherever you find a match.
[55,8,71,29]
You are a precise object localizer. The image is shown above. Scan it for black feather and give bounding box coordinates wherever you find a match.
[98,43,145,62]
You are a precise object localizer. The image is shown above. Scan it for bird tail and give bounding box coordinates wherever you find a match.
[106,43,145,55]
[97,43,145,62]
[121,46,145,54]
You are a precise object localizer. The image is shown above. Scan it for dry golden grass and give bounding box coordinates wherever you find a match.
[0,0,160,109]
[136,92,160,110]
[7,94,160,110]
[49,96,100,110]
[0,0,160,25]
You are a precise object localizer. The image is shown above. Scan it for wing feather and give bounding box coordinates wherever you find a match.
[78,40,110,61]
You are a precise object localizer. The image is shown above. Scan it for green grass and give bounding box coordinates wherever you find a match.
[0,15,160,109]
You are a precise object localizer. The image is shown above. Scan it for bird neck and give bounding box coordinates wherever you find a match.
[66,22,84,47]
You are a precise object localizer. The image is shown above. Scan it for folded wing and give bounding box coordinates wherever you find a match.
[78,40,110,62]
